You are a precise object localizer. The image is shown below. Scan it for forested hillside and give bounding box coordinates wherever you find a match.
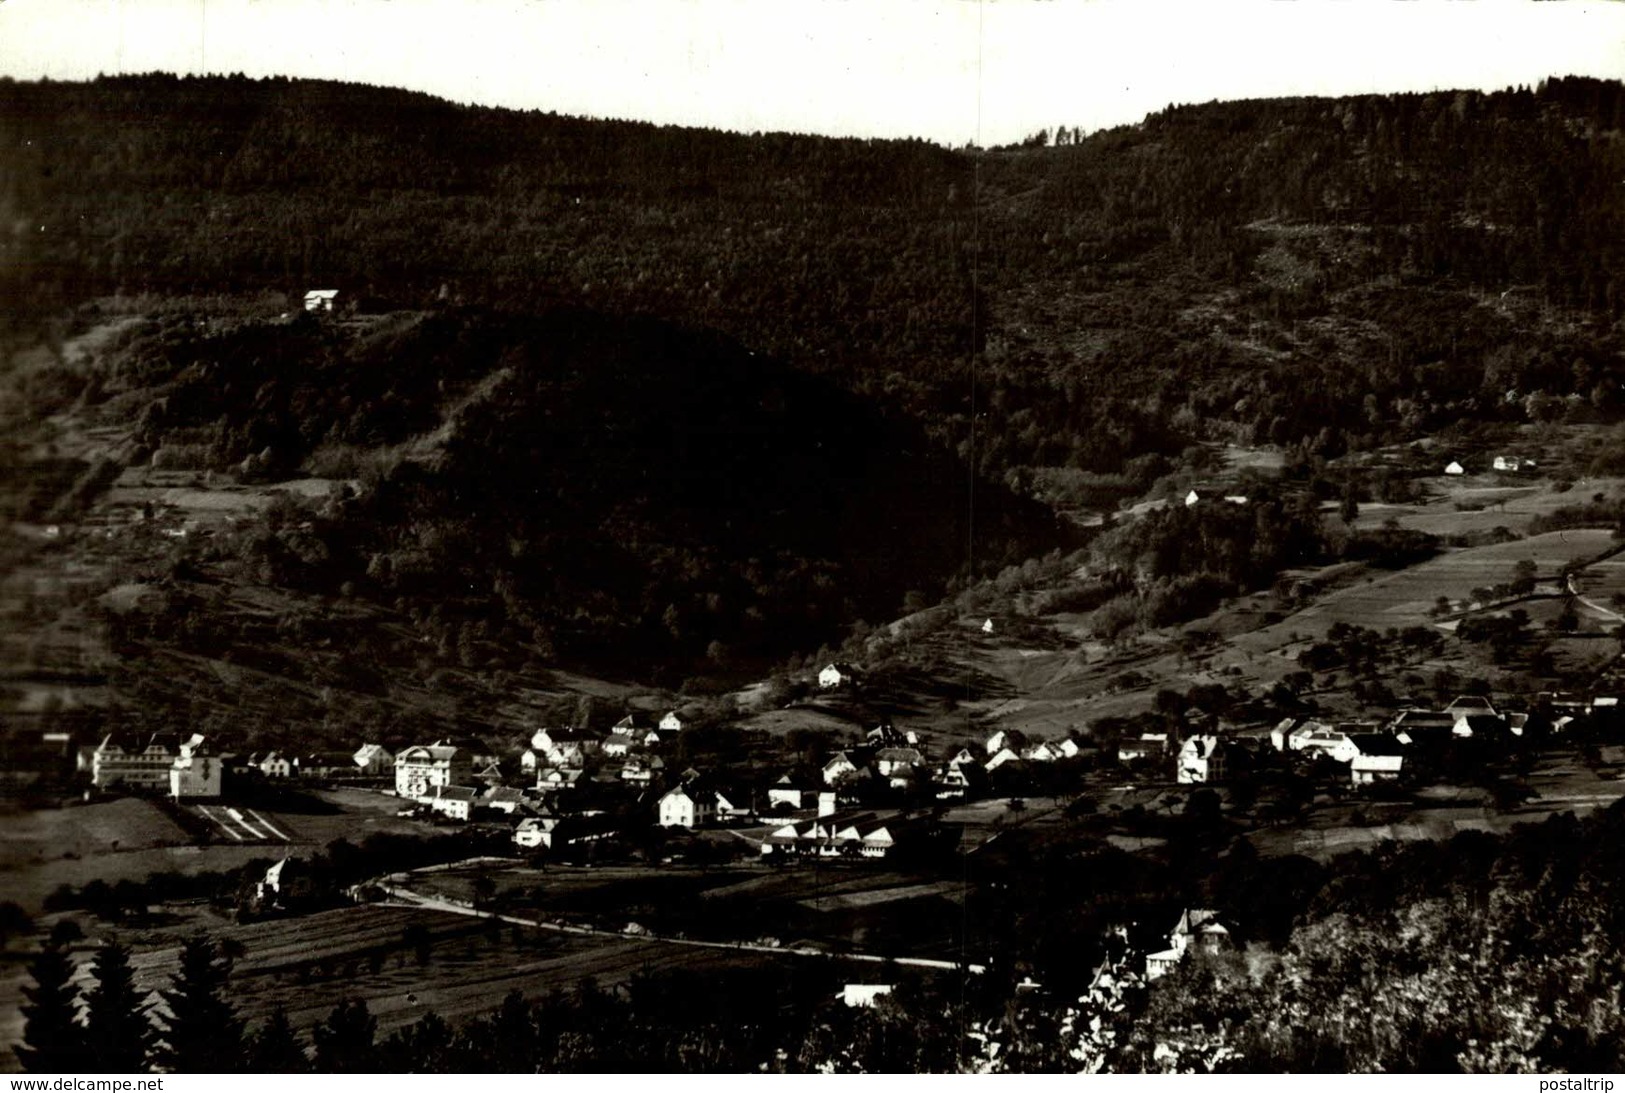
[4,74,1625,496]
[90,307,1054,677]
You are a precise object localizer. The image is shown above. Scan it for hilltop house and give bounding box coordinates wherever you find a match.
[352,743,393,778]
[395,743,473,799]
[1444,460,1466,476]
[1145,909,1235,980]
[659,711,684,734]
[818,662,860,689]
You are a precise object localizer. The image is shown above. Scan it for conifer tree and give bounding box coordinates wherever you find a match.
[15,922,83,1073]
[245,1008,309,1073]
[80,942,153,1072]
[311,998,377,1073]
[156,936,244,1072]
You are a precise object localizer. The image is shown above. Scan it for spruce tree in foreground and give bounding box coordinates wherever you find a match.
[80,942,153,1072]
[311,998,378,1073]
[156,936,244,1072]
[245,1008,310,1073]
[15,922,83,1072]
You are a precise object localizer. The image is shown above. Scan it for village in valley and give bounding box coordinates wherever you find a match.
[5,70,1625,1072]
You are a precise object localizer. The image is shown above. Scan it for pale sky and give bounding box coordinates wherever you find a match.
[2,0,1624,146]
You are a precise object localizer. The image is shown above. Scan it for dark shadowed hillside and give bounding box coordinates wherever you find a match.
[89,307,1059,681]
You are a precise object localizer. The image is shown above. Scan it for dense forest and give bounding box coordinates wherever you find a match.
[90,307,1055,676]
[4,74,1625,496]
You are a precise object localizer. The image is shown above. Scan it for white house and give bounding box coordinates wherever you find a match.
[822,751,860,785]
[985,747,1022,773]
[1184,489,1202,507]
[1117,732,1168,764]
[982,618,995,634]
[839,984,895,1009]
[425,785,477,822]
[767,775,808,810]
[601,731,637,758]
[874,747,924,778]
[169,738,222,799]
[257,751,295,780]
[395,743,473,799]
[1444,461,1466,476]
[818,662,859,689]
[1176,735,1228,784]
[1493,455,1533,472]
[657,785,714,828]
[985,730,1011,756]
[514,815,561,850]
[303,289,340,313]
[1351,753,1405,786]
[530,727,597,767]
[659,711,684,733]
[352,743,393,778]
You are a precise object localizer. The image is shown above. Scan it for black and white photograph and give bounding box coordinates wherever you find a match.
[3,0,1625,1076]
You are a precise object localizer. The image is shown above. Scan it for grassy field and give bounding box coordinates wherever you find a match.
[0,903,783,1069]
[407,857,982,961]
[0,789,430,912]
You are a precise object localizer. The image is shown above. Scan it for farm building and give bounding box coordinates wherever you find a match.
[1351,753,1405,786]
[303,289,340,312]
[1444,461,1466,475]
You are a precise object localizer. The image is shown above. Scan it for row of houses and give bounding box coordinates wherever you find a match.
[90,731,223,799]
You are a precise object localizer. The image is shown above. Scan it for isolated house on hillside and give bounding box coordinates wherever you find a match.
[1493,455,1533,472]
[1444,461,1466,476]
[818,662,860,689]
[303,289,340,313]
[659,711,684,733]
